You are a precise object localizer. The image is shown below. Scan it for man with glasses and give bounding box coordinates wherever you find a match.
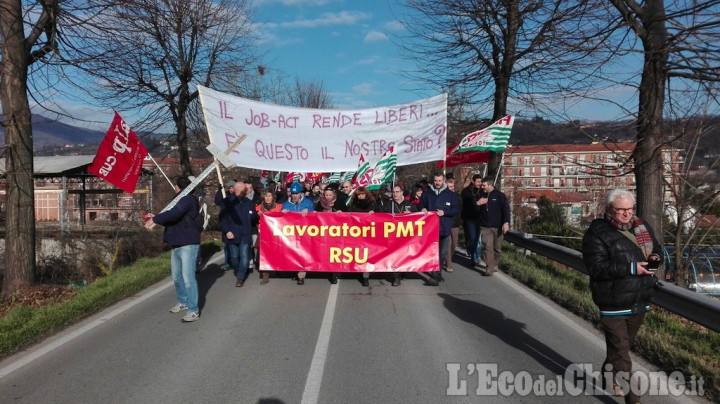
[383,185,418,286]
[582,189,662,403]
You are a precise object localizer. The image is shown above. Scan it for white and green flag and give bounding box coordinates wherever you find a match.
[449,115,514,154]
[342,171,355,182]
[327,172,342,183]
[354,146,397,191]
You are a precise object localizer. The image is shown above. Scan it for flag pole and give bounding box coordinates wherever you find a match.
[147,154,175,188]
[493,158,504,186]
[442,94,448,177]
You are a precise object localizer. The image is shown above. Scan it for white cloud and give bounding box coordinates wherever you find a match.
[280,11,370,29]
[352,82,375,95]
[358,56,381,65]
[254,0,334,6]
[383,20,405,32]
[364,30,388,43]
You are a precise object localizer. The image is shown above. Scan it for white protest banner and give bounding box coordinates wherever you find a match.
[198,85,447,172]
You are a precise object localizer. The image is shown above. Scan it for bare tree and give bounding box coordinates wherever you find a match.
[69,0,260,177]
[664,114,720,285]
[563,0,720,242]
[286,77,334,109]
[0,0,114,296]
[395,0,593,182]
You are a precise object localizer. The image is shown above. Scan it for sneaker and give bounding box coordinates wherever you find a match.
[446,266,454,273]
[181,312,200,322]
[476,260,487,267]
[361,278,369,287]
[169,303,188,313]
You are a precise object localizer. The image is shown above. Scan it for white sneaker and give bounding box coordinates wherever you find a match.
[181,312,200,322]
[169,303,188,313]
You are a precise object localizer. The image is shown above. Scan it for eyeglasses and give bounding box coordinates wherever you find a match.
[612,206,635,214]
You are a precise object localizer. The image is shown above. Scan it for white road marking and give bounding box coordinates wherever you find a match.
[301,281,340,404]
[0,279,173,379]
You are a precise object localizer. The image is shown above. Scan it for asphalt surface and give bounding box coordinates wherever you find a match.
[0,251,710,404]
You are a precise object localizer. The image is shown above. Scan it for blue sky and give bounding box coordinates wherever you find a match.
[252,0,633,121]
[254,0,431,110]
[42,0,631,131]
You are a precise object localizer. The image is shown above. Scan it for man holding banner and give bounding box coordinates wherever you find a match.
[419,172,459,286]
[144,177,201,323]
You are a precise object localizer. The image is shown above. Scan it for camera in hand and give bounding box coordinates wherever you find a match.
[646,260,660,270]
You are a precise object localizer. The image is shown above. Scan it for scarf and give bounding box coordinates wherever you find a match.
[430,184,448,195]
[604,210,654,259]
[260,201,276,212]
[320,195,336,211]
[353,197,372,211]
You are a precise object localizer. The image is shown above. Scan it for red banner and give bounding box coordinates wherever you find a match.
[88,112,148,193]
[259,212,439,272]
[284,172,327,184]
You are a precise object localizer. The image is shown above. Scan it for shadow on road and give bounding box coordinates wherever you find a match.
[437,293,615,403]
[196,264,224,311]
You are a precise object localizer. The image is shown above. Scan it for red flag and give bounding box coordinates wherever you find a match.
[284,172,326,184]
[88,112,149,193]
[436,139,490,169]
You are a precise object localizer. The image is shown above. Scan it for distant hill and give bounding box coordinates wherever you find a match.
[0,114,106,146]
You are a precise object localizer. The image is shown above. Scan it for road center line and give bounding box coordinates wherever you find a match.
[301,282,339,404]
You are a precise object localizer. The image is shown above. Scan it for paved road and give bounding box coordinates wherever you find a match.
[0,252,708,404]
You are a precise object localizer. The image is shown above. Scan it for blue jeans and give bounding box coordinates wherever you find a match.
[437,235,450,277]
[171,244,199,313]
[228,243,250,280]
[223,242,231,268]
[463,219,481,262]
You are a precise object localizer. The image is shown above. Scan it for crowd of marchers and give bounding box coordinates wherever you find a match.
[145,172,511,322]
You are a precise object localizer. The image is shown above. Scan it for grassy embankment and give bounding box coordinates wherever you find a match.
[501,245,719,401]
[0,241,221,358]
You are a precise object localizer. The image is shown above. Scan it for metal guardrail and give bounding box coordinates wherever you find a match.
[504,230,720,333]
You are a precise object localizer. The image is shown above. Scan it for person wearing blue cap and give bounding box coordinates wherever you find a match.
[281,182,314,284]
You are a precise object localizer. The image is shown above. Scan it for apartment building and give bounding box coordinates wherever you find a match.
[500,142,681,226]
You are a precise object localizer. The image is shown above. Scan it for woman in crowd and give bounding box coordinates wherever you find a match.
[255,189,282,284]
[314,187,342,284]
[348,186,376,286]
[410,187,423,207]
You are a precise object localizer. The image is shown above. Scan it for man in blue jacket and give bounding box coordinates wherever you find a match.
[145,176,201,323]
[282,182,314,284]
[221,180,259,287]
[477,177,511,276]
[419,172,459,286]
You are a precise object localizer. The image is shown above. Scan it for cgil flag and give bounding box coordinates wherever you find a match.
[87,112,148,194]
[342,171,355,182]
[356,146,397,191]
[327,172,342,183]
[449,115,514,154]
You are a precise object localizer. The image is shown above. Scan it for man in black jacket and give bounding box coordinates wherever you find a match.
[582,188,662,403]
[477,177,510,276]
[460,174,484,265]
